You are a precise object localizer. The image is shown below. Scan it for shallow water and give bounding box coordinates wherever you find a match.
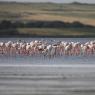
[0,54,95,65]
[0,65,95,95]
[0,38,95,95]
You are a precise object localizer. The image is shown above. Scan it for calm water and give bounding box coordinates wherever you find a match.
[0,65,95,95]
[0,38,95,65]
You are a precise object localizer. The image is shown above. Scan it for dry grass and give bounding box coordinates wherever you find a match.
[0,3,95,26]
[22,14,95,26]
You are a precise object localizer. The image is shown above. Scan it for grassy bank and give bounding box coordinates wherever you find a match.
[18,28,95,36]
[0,27,95,37]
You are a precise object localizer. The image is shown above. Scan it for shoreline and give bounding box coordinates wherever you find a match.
[0,35,95,38]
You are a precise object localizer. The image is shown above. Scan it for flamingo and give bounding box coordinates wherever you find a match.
[0,40,94,57]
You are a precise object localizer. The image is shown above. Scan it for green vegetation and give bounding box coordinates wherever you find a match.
[0,2,95,37]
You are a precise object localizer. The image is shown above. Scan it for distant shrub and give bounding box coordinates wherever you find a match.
[0,20,12,29]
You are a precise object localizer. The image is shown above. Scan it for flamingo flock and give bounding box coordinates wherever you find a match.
[0,40,95,57]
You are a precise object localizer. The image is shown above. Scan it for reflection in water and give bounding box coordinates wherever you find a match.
[0,53,95,64]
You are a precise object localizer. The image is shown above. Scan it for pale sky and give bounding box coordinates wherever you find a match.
[0,0,95,4]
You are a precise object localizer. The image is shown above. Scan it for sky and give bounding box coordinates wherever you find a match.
[0,0,95,4]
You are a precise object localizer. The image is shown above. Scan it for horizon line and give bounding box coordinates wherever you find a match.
[0,1,95,4]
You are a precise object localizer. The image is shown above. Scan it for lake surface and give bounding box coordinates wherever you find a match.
[0,38,95,95]
[0,65,95,95]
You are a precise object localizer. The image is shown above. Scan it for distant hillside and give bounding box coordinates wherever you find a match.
[0,20,95,37]
[0,20,94,29]
[0,1,95,37]
[70,1,95,5]
[0,1,95,5]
